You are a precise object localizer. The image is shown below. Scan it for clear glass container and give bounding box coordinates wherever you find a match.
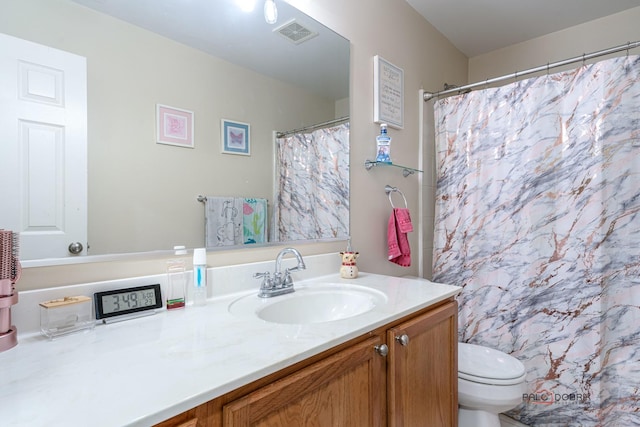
[40,296,95,339]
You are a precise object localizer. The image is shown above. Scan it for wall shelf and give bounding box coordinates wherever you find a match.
[364,160,422,177]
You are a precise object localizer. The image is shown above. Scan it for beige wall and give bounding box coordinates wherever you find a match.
[289,0,468,280]
[18,1,638,290]
[10,0,469,290]
[469,6,640,82]
[1,0,337,256]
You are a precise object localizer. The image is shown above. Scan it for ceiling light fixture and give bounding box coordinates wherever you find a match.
[236,0,256,13]
[264,0,278,24]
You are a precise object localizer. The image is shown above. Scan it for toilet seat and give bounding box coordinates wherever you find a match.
[458,342,525,386]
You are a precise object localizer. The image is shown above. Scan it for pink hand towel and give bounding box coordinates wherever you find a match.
[388,208,412,267]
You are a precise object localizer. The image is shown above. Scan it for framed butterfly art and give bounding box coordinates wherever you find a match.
[221,119,250,156]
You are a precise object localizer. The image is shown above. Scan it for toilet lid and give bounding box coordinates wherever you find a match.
[458,342,525,385]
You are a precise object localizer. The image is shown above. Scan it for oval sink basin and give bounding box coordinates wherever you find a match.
[228,283,387,324]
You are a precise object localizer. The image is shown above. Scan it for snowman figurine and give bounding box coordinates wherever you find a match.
[339,251,359,279]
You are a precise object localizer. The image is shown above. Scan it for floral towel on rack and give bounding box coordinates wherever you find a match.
[243,198,267,244]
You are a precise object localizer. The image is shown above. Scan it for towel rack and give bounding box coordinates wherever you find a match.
[197,195,207,203]
[385,185,408,209]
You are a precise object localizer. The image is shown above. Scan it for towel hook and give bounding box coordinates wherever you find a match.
[385,185,408,209]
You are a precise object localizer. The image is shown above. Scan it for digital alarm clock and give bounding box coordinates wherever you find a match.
[94,284,162,321]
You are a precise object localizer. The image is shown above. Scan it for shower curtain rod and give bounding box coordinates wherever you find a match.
[424,40,640,101]
[276,116,349,138]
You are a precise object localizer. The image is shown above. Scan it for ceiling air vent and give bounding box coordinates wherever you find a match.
[274,19,318,45]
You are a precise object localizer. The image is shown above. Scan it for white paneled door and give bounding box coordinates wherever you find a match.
[0,33,87,260]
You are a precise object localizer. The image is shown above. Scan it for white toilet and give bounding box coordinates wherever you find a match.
[458,342,527,427]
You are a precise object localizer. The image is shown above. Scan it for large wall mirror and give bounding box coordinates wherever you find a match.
[0,0,350,263]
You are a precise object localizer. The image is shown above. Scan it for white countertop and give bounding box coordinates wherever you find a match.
[0,272,460,427]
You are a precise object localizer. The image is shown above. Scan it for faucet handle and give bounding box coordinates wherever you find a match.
[286,264,305,273]
[253,272,273,288]
[281,270,294,287]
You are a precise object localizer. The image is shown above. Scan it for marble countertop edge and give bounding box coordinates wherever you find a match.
[0,272,461,427]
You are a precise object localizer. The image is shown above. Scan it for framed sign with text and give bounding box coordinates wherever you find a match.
[373,55,404,129]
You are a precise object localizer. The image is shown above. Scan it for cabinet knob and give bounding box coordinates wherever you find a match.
[395,334,410,346]
[374,344,389,357]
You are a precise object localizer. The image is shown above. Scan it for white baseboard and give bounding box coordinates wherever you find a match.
[500,414,529,427]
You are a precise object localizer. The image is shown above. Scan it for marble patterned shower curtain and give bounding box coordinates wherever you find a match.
[274,122,349,241]
[432,55,640,426]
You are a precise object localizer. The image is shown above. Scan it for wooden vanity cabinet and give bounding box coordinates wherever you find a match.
[154,402,215,427]
[157,299,457,427]
[223,335,387,426]
[387,300,458,427]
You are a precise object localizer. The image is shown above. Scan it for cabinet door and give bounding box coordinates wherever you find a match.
[223,336,386,427]
[387,301,458,427]
[154,402,213,427]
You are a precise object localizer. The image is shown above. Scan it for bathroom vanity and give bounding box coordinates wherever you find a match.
[158,298,458,427]
[0,260,460,427]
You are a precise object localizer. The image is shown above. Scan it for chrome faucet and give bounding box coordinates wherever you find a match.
[254,247,306,298]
